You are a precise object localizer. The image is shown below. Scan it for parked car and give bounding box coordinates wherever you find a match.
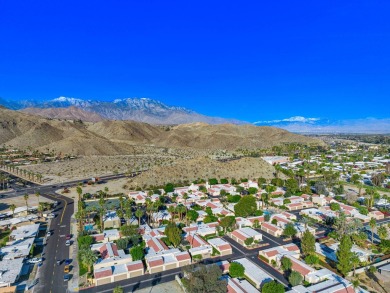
[64,265,70,273]
[64,274,70,282]
[65,240,71,246]
[56,260,61,265]
[65,234,72,240]
[28,257,43,264]
[64,259,72,265]
[47,231,52,236]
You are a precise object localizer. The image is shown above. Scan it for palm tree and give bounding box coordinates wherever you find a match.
[351,279,360,290]
[350,252,360,276]
[168,206,175,222]
[76,186,83,202]
[23,193,29,214]
[378,225,388,240]
[35,191,40,206]
[38,202,45,217]
[369,218,377,244]
[79,248,98,274]
[98,196,106,232]
[183,193,189,205]
[9,204,16,218]
[135,209,144,227]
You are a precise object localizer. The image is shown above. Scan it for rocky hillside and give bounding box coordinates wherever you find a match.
[21,106,104,122]
[0,107,324,156]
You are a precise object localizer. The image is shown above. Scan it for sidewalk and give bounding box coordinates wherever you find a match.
[68,199,80,292]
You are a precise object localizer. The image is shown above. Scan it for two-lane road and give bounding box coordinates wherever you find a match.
[34,193,74,293]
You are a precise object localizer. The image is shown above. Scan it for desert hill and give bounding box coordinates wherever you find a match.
[21,106,104,122]
[0,107,323,156]
[127,156,283,188]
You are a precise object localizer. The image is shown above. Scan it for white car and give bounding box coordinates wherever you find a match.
[28,257,43,264]
[46,213,55,219]
[65,240,71,246]
[47,231,52,236]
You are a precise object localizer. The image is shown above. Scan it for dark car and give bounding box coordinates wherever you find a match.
[65,234,72,240]
[64,274,70,282]
[64,259,72,265]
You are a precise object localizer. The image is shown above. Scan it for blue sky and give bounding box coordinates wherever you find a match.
[1,1,389,122]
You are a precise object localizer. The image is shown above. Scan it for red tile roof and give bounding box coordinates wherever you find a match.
[218,244,232,251]
[176,253,191,261]
[231,230,247,241]
[149,259,164,267]
[262,222,281,232]
[95,268,112,279]
[127,262,144,271]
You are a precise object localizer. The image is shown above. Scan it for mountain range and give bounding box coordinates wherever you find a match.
[0,96,244,125]
[0,107,323,156]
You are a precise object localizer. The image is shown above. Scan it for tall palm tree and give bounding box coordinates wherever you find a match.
[79,248,98,274]
[350,252,360,276]
[98,196,106,232]
[76,186,83,202]
[35,191,40,206]
[168,206,175,222]
[135,209,144,227]
[369,218,377,244]
[9,204,16,218]
[23,193,29,214]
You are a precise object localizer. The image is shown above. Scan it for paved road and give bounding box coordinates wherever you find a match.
[33,193,74,293]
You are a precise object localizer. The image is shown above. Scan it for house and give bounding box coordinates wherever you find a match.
[233,258,273,289]
[103,211,121,229]
[261,222,283,237]
[281,211,297,220]
[0,237,35,260]
[271,215,292,228]
[151,211,172,223]
[239,180,259,190]
[286,255,317,282]
[145,237,169,254]
[315,242,370,263]
[91,242,132,270]
[293,223,316,238]
[128,191,147,204]
[259,243,300,263]
[186,234,212,259]
[286,271,356,293]
[300,208,333,222]
[207,238,233,256]
[94,260,144,286]
[183,222,218,237]
[145,249,191,273]
[9,223,40,241]
[0,258,24,287]
[369,210,385,220]
[227,277,258,293]
[92,229,121,243]
[230,227,262,246]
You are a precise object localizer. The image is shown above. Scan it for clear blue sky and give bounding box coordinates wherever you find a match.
[1,1,389,122]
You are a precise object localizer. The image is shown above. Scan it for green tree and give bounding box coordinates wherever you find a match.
[130,245,144,261]
[283,223,297,238]
[301,230,315,257]
[369,218,377,244]
[116,238,129,250]
[229,262,245,278]
[261,281,285,293]
[135,209,144,227]
[76,186,83,202]
[120,225,137,237]
[164,183,174,193]
[281,256,292,271]
[79,248,98,273]
[378,225,388,240]
[165,222,182,247]
[350,252,360,277]
[77,235,94,249]
[208,178,218,185]
[304,254,319,265]
[289,271,303,286]
[248,187,258,194]
[219,216,236,233]
[285,178,299,194]
[336,235,353,276]
[234,195,257,217]
[182,264,226,293]
[9,204,16,218]
[23,193,29,213]
[186,209,199,224]
[379,239,390,253]
[220,178,229,184]
[244,237,254,246]
[330,202,340,211]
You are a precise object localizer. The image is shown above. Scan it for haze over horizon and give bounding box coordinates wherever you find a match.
[1,1,390,129]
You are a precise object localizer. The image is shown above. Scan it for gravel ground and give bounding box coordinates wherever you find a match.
[132,280,183,293]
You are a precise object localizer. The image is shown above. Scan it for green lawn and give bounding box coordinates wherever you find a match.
[0,230,11,247]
